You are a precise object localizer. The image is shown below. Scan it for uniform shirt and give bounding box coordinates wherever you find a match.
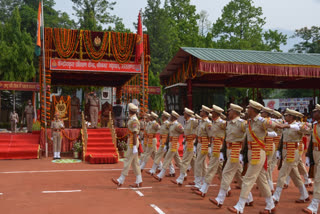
[246,115,276,142]
[128,114,140,134]
[10,113,19,122]
[211,117,226,138]
[273,118,284,136]
[198,117,213,137]
[264,117,276,132]
[25,105,33,114]
[88,96,99,107]
[159,120,171,135]
[51,120,64,130]
[226,117,246,142]
[148,120,160,134]
[282,121,310,143]
[169,120,184,137]
[184,117,198,136]
[145,121,151,134]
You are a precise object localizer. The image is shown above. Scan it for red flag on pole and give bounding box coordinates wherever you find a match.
[135,12,143,63]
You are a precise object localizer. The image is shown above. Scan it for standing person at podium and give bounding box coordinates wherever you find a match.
[86,92,100,128]
[24,100,34,133]
[51,112,64,160]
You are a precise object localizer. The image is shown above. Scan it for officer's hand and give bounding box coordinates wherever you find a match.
[276,151,281,160]
[219,152,224,162]
[132,145,138,154]
[164,145,167,152]
[239,154,244,165]
[306,157,310,167]
[193,146,197,154]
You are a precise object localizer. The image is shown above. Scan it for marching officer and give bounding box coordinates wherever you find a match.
[112,103,142,187]
[194,105,225,196]
[140,112,160,171]
[71,92,80,128]
[153,110,183,181]
[273,108,310,205]
[172,108,198,185]
[139,114,150,165]
[51,112,64,159]
[24,100,34,133]
[147,111,171,175]
[209,104,249,205]
[191,105,213,190]
[230,100,281,214]
[303,104,320,214]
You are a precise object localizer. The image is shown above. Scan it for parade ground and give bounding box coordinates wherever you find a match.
[0,158,311,214]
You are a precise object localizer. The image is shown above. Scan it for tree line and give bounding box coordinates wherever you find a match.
[0,0,319,110]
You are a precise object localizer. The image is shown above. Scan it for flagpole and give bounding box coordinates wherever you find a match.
[140,9,145,114]
[41,0,48,158]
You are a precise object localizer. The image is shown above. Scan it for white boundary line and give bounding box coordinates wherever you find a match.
[42,190,82,194]
[0,193,3,195]
[0,168,151,174]
[135,191,144,197]
[117,187,152,190]
[150,204,165,214]
[184,184,217,187]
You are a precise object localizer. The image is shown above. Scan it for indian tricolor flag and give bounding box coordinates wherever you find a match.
[35,1,42,56]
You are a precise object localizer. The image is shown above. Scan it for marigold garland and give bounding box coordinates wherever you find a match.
[83,31,109,61]
[53,28,80,59]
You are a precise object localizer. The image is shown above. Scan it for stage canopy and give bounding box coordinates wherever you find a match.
[40,28,150,126]
[160,47,320,89]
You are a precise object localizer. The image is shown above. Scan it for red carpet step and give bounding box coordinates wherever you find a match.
[0,133,40,160]
[85,128,118,164]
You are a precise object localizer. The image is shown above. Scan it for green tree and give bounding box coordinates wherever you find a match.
[0,7,35,81]
[0,0,21,23]
[211,0,287,51]
[71,0,117,30]
[290,26,320,53]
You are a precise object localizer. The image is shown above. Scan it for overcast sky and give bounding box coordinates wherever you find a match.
[53,0,320,51]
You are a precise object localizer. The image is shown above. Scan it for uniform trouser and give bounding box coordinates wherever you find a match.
[180,150,195,175]
[89,106,98,127]
[143,138,157,163]
[240,150,271,199]
[26,114,33,132]
[220,149,243,191]
[298,150,308,176]
[313,151,320,199]
[269,148,278,178]
[276,149,304,189]
[52,131,62,153]
[204,155,222,184]
[121,141,141,177]
[11,121,16,132]
[266,144,275,183]
[162,143,182,170]
[154,146,166,165]
[194,143,207,177]
[71,107,78,127]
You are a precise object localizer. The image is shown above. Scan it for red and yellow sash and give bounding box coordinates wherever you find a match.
[160,134,168,148]
[248,121,265,165]
[313,124,320,146]
[212,137,224,157]
[227,142,242,163]
[128,131,134,148]
[284,142,298,163]
[199,137,209,155]
[170,136,179,152]
[186,135,195,152]
[273,136,281,150]
[147,134,156,147]
[265,136,274,156]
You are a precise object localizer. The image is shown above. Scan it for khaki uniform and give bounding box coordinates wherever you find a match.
[264,117,277,189]
[273,121,310,202]
[10,112,19,133]
[157,120,184,178]
[220,117,245,191]
[121,114,141,178]
[240,116,276,199]
[204,117,226,184]
[141,120,160,169]
[149,120,171,173]
[194,118,213,188]
[88,96,99,128]
[51,119,64,154]
[176,117,199,183]
[270,119,283,181]
[311,122,320,199]
[71,96,80,127]
[25,105,34,132]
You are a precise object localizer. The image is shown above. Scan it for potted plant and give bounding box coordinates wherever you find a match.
[117,140,127,158]
[73,141,82,159]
